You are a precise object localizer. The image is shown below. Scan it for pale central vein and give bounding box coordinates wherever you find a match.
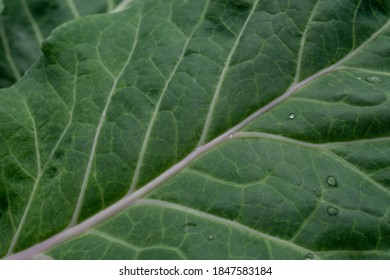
[128,0,210,194]
[69,14,142,227]
[6,7,390,262]
[197,0,259,147]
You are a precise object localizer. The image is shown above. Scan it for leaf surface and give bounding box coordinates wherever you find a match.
[1,0,390,260]
[0,0,128,88]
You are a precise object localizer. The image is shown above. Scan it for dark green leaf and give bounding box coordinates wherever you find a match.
[1,0,390,260]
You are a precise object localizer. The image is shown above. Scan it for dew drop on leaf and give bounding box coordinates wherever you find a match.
[296,181,301,185]
[289,113,296,119]
[208,235,215,241]
[326,175,338,187]
[365,76,382,83]
[327,206,339,216]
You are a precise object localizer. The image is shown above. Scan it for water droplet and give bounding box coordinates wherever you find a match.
[181,222,197,230]
[229,134,234,139]
[357,77,362,81]
[326,175,338,187]
[365,76,382,84]
[289,113,296,119]
[327,206,339,216]
[196,147,201,151]
[305,253,315,260]
[208,235,215,241]
[296,181,301,185]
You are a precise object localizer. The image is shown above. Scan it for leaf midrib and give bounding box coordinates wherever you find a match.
[5,8,390,260]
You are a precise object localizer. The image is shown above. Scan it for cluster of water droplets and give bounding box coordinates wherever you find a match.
[357,75,383,83]
[325,175,339,216]
[295,175,340,216]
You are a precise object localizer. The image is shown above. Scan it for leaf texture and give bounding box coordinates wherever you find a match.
[0,0,127,88]
[1,0,390,260]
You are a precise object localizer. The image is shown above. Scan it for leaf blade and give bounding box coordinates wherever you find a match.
[1,0,390,259]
